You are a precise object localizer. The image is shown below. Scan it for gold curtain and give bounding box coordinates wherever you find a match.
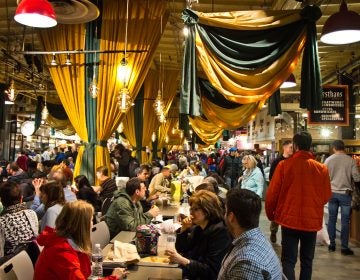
[46,114,75,133]
[201,97,265,130]
[195,28,306,104]
[188,116,224,145]
[196,9,302,30]
[39,24,87,178]
[95,0,168,169]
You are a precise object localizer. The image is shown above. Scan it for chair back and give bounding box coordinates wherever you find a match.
[0,250,34,280]
[91,221,110,249]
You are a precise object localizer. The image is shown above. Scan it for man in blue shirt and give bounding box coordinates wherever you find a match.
[218,189,282,280]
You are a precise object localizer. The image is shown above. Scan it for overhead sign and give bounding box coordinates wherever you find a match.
[308,85,349,126]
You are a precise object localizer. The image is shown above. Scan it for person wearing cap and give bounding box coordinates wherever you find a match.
[222,147,242,188]
[148,165,172,196]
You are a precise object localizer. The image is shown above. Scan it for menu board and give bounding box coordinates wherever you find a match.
[308,85,349,126]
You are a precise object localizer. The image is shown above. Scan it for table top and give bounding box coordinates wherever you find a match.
[127,265,182,280]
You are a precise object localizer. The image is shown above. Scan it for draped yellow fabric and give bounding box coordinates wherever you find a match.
[46,114,75,132]
[188,116,224,145]
[142,69,162,161]
[195,28,306,104]
[95,0,167,169]
[39,24,87,178]
[201,97,265,130]
[196,9,302,30]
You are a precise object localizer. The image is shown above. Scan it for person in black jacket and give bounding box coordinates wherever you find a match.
[222,148,242,188]
[165,190,232,280]
[74,175,101,212]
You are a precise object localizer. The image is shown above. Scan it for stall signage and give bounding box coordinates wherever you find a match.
[308,85,349,126]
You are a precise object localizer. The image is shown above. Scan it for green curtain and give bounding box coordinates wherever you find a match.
[268,89,282,116]
[79,18,100,184]
[181,5,323,119]
[300,5,322,110]
[180,14,200,117]
[134,86,144,162]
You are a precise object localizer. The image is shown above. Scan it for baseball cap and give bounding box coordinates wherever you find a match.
[229,147,237,152]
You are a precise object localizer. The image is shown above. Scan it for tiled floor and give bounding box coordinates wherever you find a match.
[259,207,360,280]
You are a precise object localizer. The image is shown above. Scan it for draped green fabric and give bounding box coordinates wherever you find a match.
[181,6,323,118]
[300,6,322,110]
[180,16,200,116]
[268,89,282,116]
[196,20,305,70]
[79,19,100,184]
[134,86,144,162]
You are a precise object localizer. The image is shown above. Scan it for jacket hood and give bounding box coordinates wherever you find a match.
[113,188,132,200]
[37,226,66,248]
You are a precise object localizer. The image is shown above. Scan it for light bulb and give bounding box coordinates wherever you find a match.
[50,53,57,66]
[151,131,157,142]
[41,105,49,120]
[65,54,72,66]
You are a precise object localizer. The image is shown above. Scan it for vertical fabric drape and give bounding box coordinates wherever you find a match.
[39,24,88,179]
[94,0,167,172]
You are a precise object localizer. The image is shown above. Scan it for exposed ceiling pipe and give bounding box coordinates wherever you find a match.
[322,57,360,84]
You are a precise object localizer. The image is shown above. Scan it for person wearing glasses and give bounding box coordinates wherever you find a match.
[165,190,232,280]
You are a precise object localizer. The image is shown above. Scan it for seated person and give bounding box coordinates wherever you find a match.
[39,181,66,231]
[49,165,77,202]
[218,189,282,279]
[165,190,232,280]
[34,201,127,280]
[105,178,160,239]
[74,175,101,212]
[148,165,171,196]
[136,165,158,213]
[0,181,39,257]
[94,166,117,202]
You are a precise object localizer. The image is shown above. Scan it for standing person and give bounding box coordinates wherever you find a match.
[16,150,29,172]
[265,131,331,280]
[240,155,264,197]
[325,140,360,255]
[222,148,242,188]
[268,140,293,243]
[218,189,282,280]
[113,144,131,177]
[34,201,128,280]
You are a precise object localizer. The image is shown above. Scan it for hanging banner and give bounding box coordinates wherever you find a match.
[308,85,349,126]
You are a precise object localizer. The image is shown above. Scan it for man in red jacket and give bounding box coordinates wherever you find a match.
[265,131,331,280]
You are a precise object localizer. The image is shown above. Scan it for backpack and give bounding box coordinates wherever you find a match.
[128,156,140,178]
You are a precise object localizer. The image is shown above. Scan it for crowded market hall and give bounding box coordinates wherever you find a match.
[1,0,360,279]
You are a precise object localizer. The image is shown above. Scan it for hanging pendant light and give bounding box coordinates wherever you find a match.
[41,92,49,121]
[14,0,57,28]
[118,87,132,113]
[280,73,297,89]
[50,53,57,66]
[320,1,360,45]
[117,122,124,133]
[151,131,157,142]
[6,79,16,101]
[65,53,72,66]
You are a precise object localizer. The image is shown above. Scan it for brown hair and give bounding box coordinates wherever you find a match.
[0,181,22,207]
[55,200,94,255]
[39,181,66,210]
[189,190,223,223]
[96,166,109,176]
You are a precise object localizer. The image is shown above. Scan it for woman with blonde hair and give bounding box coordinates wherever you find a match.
[240,155,264,197]
[34,200,127,280]
[165,190,232,280]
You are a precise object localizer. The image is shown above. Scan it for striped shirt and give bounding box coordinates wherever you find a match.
[218,227,282,280]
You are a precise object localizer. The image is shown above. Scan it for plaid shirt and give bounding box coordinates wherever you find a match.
[217,227,282,280]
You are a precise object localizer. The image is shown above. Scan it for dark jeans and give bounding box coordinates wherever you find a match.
[327,192,352,249]
[281,226,317,280]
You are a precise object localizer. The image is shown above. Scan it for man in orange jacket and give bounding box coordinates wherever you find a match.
[265,131,331,280]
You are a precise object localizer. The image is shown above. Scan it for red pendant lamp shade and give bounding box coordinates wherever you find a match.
[14,0,57,28]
